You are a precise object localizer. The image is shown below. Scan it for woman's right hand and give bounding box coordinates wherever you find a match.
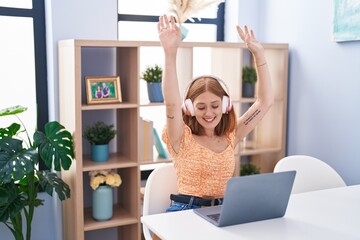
[158,15,181,53]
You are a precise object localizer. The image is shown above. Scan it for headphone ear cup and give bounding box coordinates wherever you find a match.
[222,96,232,113]
[183,98,195,116]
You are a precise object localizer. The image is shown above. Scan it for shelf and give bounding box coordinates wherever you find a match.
[139,102,165,107]
[240,147,281,156]
[140,161,173,172]
[84,205,138,231]
[82,103,138,111]
[59,39,288,240]
[241,98,256,103]
[83,154,138,172]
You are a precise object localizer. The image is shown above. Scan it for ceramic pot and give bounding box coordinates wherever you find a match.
[242,83,255,98]
[92,185,113,221]
[147,82,164,102]
[91,144,109,162]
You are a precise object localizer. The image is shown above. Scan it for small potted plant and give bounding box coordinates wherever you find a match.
[89,169,122,221]
[141,64,164,103]
[242,65,257,98]
[240,162,260,176]
[83,121,116,162]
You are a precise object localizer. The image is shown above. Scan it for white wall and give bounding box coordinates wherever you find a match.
[46,0,118,121]
[241,0,360,185]
[47,1,118,239]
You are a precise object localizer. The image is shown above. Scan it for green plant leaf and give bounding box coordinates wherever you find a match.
[141,64,163,82]
[0,105,27,117]
[0,183,25,222]
[0,187,8,206]
[242,66,257,84]
[83,121,116,145]
[38,171,70,201]
[240,163,260,176]
[0,123,21,139]
[0,138,37,184]
[34,121,74,171]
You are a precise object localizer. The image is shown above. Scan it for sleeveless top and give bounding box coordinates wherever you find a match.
[162,124,236,198]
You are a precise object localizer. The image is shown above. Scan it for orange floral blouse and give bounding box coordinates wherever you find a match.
[162,124,236,199]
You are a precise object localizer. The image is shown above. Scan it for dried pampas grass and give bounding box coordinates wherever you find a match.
[168,0,225,24]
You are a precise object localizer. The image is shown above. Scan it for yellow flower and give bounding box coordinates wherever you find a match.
[90,175,106,190]
[89,169,122,190]
[106,172,122,187]
[105,173,116,186]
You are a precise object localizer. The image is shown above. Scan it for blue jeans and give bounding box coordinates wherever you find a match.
[166,201,201,212]
[166,198,223,212]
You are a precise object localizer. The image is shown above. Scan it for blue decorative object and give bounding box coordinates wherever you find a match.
[180,25,189,40]
[92,185,113,221]
[91,144,109,162]
[153,128,168,159]
[147,82,164,102]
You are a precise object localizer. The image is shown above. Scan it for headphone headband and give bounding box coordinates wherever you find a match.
[182,75,232,116]
[183,75,230,98]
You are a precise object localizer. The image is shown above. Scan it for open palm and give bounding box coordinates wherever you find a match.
[236,25,264,56]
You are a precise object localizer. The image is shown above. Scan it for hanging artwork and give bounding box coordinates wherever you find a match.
[332,0,360,42]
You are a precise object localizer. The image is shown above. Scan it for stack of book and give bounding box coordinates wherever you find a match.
[139,117,168,163]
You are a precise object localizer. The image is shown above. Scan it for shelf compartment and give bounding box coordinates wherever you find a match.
[84,205,138,231]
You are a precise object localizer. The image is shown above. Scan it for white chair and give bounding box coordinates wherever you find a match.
[142,163,177,240]
[274,155,346,194]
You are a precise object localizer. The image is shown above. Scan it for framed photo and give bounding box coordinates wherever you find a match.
[85,76,122,104]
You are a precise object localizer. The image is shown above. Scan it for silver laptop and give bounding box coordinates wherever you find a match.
[193,171,296,227]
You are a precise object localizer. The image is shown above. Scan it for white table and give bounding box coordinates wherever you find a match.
[141,185,360,240]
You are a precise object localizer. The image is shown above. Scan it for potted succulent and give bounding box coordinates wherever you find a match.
[141,64,164,103]
[83,121,116,162]
[242,65,257,98]
[0,105,74,240]
[240,162,260,176]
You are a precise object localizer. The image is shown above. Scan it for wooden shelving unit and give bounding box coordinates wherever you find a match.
[58,40,288,239]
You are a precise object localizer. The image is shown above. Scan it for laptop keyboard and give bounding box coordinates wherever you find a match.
[207,213,220,222]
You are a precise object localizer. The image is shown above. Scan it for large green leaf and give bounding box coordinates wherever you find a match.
[0,183,25,222]
[38,171,70,201]
[34,121,74,171]
[0,138,37,184]
[0,123,21,139]
[0,187,8,206]
[0,105,27,117]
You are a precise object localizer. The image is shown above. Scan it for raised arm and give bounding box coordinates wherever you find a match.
[158,15,184,153]
[234,25,274,145]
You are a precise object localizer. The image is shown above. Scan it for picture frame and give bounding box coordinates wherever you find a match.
[85,76,122,104]
[332,0,360,42]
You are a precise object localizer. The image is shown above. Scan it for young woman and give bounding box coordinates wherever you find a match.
[158,15,274,212]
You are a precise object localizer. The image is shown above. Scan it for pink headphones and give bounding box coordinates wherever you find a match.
[182,75,232,116]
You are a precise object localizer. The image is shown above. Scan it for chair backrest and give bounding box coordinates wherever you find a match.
[142,163,177,240]
[274,155,346,194]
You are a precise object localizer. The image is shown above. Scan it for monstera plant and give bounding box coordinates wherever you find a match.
[0,105,74,240]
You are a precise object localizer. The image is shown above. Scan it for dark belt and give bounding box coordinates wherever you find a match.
[170,194,223,207]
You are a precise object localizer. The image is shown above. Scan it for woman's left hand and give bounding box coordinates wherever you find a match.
[236,25,264,57]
